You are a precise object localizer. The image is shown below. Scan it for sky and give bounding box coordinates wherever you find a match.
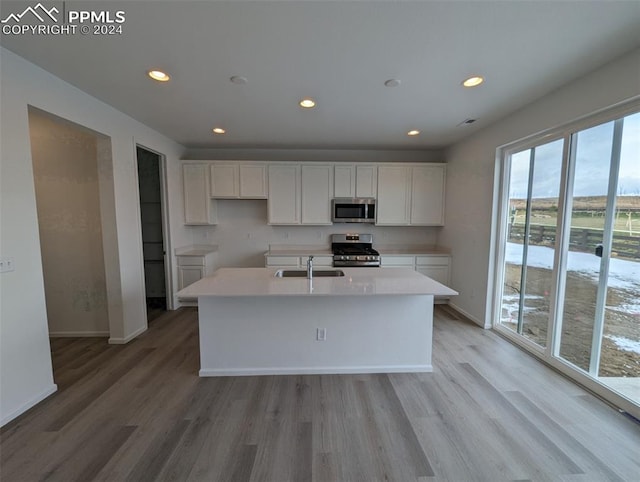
[509,111,640,199]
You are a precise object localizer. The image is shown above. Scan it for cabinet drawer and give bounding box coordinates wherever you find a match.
[416,255,449,267]
[380,256,415,267]
[265,256,300,267]
[177,256,206,267]
[308,255,333,267]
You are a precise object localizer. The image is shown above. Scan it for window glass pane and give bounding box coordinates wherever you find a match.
[501,149,530,333]
[559,121,614,371]
[521,139,564,346]
[599,112,640,394]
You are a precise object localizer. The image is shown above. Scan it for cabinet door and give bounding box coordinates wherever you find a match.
[380,255,415,268]
[210,164,239,198]
[334,165,355,198]
[301,164,333,225]
[410,165,445,225]
[356,165,377,198]
[183,164,216,225]
[239,164,268,198]
[376,166,410,225]
[178,266,205,290]
[268,165,301,224]
[265,256,301,268]
[416,266,449,285]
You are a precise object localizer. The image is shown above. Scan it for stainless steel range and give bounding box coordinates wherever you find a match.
[331,233,380,267]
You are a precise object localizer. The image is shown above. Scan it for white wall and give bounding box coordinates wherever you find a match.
[184,148,444,163]
[190,199,441,268]
[0,47,188,426]
[441,48,640,327]
[29,110,110,336]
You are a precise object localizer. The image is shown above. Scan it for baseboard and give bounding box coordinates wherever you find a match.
[447,302,491,329]
[108,324,147,345]
[199,365,433,377]
[49,331,109,337]
[1,384,57,427]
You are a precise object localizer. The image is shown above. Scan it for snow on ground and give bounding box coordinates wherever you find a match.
[505,243,640,293]
[605,335,640,355]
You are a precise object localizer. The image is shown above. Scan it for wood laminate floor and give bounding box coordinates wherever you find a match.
[1,306,639,481]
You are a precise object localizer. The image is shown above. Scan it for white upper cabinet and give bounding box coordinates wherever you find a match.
[210,162,268,199]
[376,164,446,226]
[333,164,377,198]
[334,165,355,198]
[355,165,377,198]
[210,164,238,198]
[376,166,411,225]
[268,164,333,225]
[301,164,333,225]
[183,163,217,225]
[239,164,268,198]
[268,164,301,224]
[410,165,445,225]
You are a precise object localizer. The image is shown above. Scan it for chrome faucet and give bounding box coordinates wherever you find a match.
[307,255,314,279]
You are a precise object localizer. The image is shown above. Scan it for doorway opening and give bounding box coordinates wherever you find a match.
[136,146,169,322]
[28,108,116,387]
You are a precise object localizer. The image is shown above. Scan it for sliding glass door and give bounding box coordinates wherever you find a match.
[501,139,563,348]
[497,107,639,412]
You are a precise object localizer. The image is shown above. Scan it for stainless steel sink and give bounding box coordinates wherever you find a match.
[274,269,345,278]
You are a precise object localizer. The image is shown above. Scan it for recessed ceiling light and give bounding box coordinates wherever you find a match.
[148,70,170,82]
[462,76,484,87]
[384,79,401,87]
[407,130,420,136]
[212,127,226,134]
[230,75,248,85]
[299,98,316,108]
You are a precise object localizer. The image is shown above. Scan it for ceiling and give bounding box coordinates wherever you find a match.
[2,1,640,150]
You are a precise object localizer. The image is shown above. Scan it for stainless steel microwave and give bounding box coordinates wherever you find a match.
[332,198,376,223]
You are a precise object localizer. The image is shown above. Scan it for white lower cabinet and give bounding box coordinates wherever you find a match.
[179,266,205,290]
[265,255,333,269]
[381,254,451,302]
[416,255,450,286]
[380,255,415,268]
[177,250,218,302]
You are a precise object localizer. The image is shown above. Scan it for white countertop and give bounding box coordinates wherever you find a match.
[177,267,458,297]
[265,245,450,257]
[175,245,218,256]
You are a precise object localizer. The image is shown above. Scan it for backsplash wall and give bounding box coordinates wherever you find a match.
[190,200,441,267]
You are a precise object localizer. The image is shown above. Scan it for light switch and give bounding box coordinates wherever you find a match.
[0,257,15,273]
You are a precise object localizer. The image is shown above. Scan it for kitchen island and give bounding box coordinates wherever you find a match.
[177,267,457,376]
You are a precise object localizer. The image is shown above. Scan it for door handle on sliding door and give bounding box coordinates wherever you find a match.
[595,244,603,258]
